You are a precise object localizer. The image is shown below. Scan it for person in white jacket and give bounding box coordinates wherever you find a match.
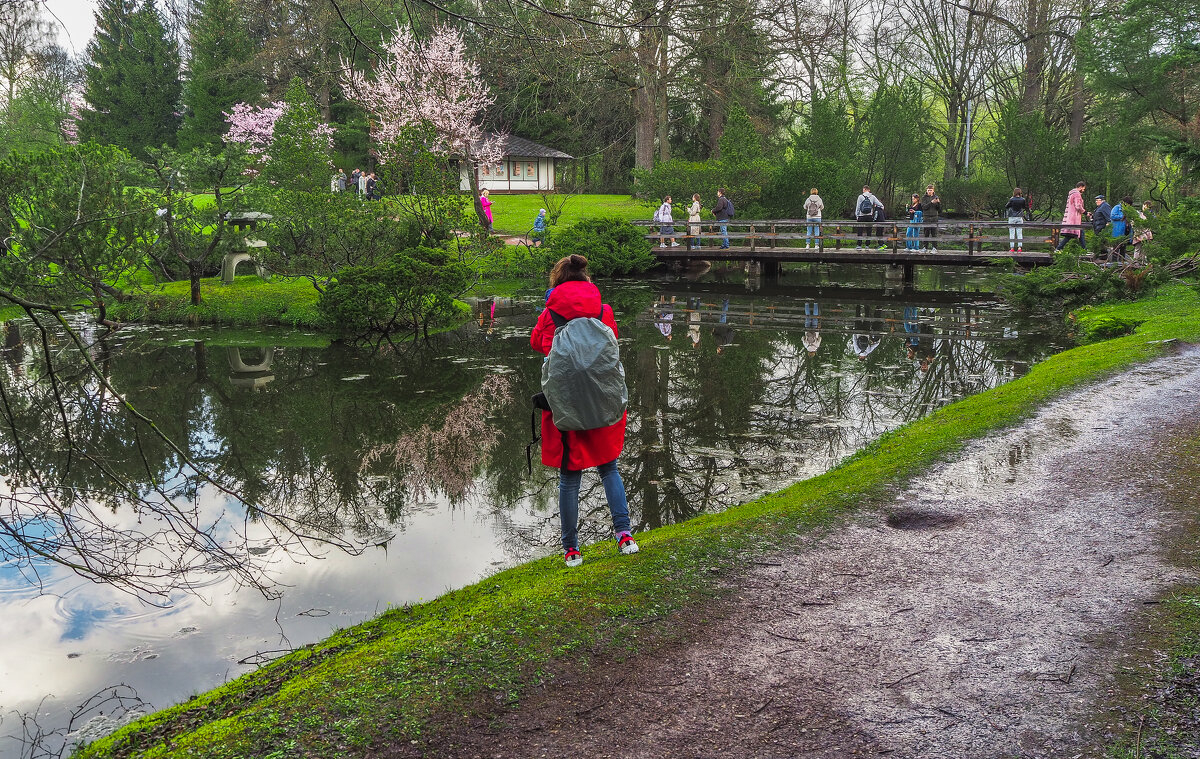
[654,195,678,247]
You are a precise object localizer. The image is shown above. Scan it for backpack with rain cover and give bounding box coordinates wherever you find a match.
[540,306,628,432]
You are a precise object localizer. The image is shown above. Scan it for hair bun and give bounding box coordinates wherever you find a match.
[569,254,588,269]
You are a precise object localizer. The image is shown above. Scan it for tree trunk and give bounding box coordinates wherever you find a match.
[656,12,671,163]
[1020,0,1047,114]
[1068,12,1088,145]
[190,262,203,306]
[465,165,490,229]
[634,22,658,173]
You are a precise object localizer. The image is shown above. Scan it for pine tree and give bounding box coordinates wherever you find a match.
[178,0,258,150]
[81,0,181,156]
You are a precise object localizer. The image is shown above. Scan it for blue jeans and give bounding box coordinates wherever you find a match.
[559,460,630,551]
[804,301,819,328]
[719,223,729,248]
[806,217,820,244]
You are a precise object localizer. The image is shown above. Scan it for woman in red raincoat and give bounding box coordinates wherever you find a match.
[531,255,639,567]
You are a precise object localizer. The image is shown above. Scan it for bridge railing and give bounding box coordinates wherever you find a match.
[631,218,1102,255]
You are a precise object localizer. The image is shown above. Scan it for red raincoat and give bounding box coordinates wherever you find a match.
[530,280,627,471]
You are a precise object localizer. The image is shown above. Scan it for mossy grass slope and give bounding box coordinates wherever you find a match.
[112,275,325,328]
[76,283,1200,758]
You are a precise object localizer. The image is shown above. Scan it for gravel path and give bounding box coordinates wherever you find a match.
[424,346,1200,759]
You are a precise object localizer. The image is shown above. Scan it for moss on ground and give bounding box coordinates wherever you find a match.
[112,275,326,328]
[75,283,1200,759]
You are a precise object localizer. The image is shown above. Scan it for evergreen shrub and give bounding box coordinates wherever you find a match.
[547,217,655,277]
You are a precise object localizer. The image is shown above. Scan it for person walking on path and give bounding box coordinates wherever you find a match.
[479,189,494,233]
[366,172,378,200]
[713,188,733,249]
[1057,181,1087,250]
[906,193,922,250]
[918,184,941,252]
[530,255,639,567]
[687,194,702,250]
[654,195,678,247]
[1005,188,1028,252]
[804,188,824,249]
[531,208,548,247]
[854,185,883,249]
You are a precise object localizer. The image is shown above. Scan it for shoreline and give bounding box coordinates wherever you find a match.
[74,282,1200,758]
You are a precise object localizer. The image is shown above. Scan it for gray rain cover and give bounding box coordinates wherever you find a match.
[541,317,628,431]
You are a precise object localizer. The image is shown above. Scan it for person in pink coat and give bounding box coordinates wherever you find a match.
[479,188,493,233]
[1057,181,1087,250]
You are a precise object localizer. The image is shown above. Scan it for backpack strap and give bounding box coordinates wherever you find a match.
[548,308,568,329]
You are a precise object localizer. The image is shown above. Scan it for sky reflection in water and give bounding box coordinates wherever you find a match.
[0,264,1064,754]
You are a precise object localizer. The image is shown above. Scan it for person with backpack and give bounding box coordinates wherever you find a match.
[1110,195,1133,259]
[654,195,678,247]
[1005,187,1029,253]
[854,185,883,249]
[803,188,824,249]
[712,188,733,249]
[530,255,638,567]
[918,184,941,252]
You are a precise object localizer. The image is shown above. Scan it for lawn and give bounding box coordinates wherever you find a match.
[486,193,657,236]
[111,275,325,328]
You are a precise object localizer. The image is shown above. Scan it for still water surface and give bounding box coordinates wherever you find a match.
[0,264,1065,755]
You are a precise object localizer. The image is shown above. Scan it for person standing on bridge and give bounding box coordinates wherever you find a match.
[906,193,922,250]
[713,189,733,249]
[855,185,884,249]
[918,185,941,252]
[804,188,824,249]
[687,194,702,250]
[654,195,678,247]
[1057,181,1087,250]
[1005,188,1029,253]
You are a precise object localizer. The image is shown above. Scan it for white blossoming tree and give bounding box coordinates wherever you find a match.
[342,25,506,231]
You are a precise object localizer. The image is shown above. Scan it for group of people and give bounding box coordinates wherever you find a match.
[332,168,380,200]
[654,188,736,250]
[850,184,944,252]
[1056,181,1154,258]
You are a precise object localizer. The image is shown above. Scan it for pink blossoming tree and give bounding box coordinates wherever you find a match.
[342,25,506,229]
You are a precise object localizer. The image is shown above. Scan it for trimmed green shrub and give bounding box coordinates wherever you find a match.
[547,217,655,277]
[318,246,473,338]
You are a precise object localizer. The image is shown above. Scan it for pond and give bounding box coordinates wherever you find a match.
[0,263,1066,756]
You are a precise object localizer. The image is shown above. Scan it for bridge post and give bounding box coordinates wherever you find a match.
[905,263,915,284]
[891,223,899,253]
[835,225,842,250]
[749,224,755,252]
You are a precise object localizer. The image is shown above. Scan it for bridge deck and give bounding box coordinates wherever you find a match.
[651,245,1053,266]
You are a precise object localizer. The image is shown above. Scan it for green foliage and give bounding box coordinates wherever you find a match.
[256,191,423,293]
[144,145,252,304]
[177,0,260,151]
[317,246,474,338]
[81,0,181,157]
[261,78,333,194]
[633,105,774,217]
[112,275,325,327]
[939,174,1013,219]
[983,101,1073,217]
[378,123,471,244]
[546,217,655,277]
[0,142,153,322]
[1141,204,1200,263]
[857,82,933,207]
[1000,246,1130,309]
[0,47,75,156]
[764,98,861,217]
[1080,0,1200,190]
[485,194,654,236]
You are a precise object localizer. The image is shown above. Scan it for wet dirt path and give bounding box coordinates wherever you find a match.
[426,347,1200,759]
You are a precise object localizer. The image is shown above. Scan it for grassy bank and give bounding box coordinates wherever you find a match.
[76,283,1200,759]
[112,275,325,328]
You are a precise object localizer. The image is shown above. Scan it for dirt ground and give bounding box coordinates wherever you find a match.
[420,347,1200,759]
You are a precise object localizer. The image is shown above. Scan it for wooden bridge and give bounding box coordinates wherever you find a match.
[634,219,1095,279]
